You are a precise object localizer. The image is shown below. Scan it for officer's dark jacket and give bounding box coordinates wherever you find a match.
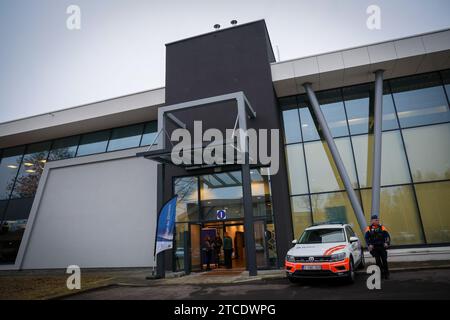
[364,224,390,246]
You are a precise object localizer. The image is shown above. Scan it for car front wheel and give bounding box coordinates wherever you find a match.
[287,276,301,284]
[346,257,355,284]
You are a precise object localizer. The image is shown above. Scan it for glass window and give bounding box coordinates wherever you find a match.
[140,121,158,146]
[317,89,349,137]
[311,191,363,240]
[390,72,450,127]
[382,91,400,131]
[76,130,110,156]
[304,138,358,193]
[299,228,346,244]
[351,131,411,188]
[0,198,33,263]
[48,136,79,161]
[200,171,243,221]
[440,69,450,103]
[291,195,312,239]
[282,109,302,144]
[174,176,199,222]
[0,146,24,200]
[361,186,424,245]
[107,124,144,152]
[251,169,273,218]
[174,222,189,271]
[0,200,7,222]
[343,84,370,135]
[285,144,308,195]
[403,123,450,182]
[299,107,320,141]
[415,181,450,244]
[11,142,51,199]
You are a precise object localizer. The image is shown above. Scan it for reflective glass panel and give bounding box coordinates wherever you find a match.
[311,191,363,240]
[403,123,450,182]
[174,223,189,271]
[174,176,199,222]
[107,124,144,152]
[76,130,110,156]
[0,198,33,263]
[48,136,79,161]
[0,146,24,200]
[11,142,50,199]
[282,109,302,144]
[285,144,308,195]
[390,72,450,127]
[361,186,424,245]
[304,138,358,193]
[140,121,158,146]
[415,181,450,244]
[251,169,273,218]
[299,107,320,141]
[343,84,370,135]
[351,131,411,187]
[382,91,400,130]
[291,195,312,239]
[317,89,349,137]
[442,69,450,101]
[200,171,243,220]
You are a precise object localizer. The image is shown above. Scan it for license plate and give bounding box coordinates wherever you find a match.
[303,265,322,270]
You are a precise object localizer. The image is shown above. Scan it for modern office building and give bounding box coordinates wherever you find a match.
[0,20,449,273]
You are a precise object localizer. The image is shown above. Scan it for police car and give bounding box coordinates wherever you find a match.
[285,223,365,283]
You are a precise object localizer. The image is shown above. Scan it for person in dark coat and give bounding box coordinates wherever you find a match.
[223,232,233,269]
[213,235,223,268]
[203,236,213,271]
[365,214,391,279]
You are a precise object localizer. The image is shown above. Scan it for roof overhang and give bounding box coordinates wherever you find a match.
[271,29,450,97]
[0,88,165,149]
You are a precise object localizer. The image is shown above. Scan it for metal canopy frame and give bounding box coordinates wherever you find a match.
[137,91,259,276]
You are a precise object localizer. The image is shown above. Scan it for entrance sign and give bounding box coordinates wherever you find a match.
[216,209,227,220]
[155,196,178,256]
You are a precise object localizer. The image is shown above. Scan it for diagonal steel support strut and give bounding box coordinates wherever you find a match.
[303,83,367,235]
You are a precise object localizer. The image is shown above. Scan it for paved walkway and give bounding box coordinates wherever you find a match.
[64,268,450,300]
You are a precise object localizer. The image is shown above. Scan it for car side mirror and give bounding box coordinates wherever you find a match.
[349,236,359,243]
[292,239,298,244]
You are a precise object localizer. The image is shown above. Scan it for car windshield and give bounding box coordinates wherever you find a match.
[298,228,346,244]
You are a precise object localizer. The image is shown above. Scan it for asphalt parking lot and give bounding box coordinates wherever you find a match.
[65,268,450,300]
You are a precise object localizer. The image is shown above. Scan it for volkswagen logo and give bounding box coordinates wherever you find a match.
[308,256,315,262]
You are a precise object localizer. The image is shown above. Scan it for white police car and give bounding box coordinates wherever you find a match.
[285,223,365,283]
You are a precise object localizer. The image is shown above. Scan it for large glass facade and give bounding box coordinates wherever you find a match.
[0,120,157,264]
[281,70,450,245]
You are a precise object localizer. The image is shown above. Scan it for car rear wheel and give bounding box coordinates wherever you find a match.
[346,257,355,284]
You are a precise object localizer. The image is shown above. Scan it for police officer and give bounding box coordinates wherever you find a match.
[365,214,391,279]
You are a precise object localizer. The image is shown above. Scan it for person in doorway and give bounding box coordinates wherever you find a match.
[223,232,233,269]
[203,236,213,271]
[213,235,223,268]
[365,214,391,279]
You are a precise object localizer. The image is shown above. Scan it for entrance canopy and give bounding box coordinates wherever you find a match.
[136,92,256,170]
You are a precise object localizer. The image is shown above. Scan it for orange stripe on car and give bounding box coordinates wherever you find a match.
[323,245,346,256]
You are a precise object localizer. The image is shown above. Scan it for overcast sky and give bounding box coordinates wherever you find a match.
[0,0,449,123]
